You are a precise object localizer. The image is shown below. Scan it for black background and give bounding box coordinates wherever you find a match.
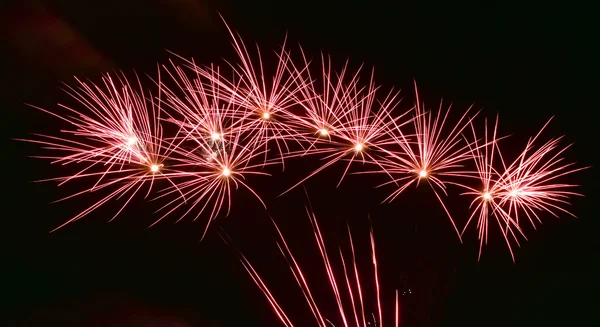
[3,1,598,326]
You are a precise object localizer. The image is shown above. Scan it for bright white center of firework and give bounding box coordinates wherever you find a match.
[483,192,492,200]
[222,168,231,176]
[150,164,160,172]
[355,143,363,151]
[319,129,328,136]
[510,190,523,197]
[211,132,221,141]
[419,170,427,177]
[127,137,137,146]
[262,112,271,119]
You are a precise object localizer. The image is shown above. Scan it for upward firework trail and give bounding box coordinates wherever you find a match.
[223,198,400,327]
[18,72,186,231]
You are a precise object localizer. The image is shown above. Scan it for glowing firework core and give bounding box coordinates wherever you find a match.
[319,128,328,136]
[126,137,137,146]
[419,170,428,177]
[355,143,364,151]
[150,164,160,172]
[211,132,221,141]
[222,168,231,176]
[483,192,492,200]
[262,112,270,119]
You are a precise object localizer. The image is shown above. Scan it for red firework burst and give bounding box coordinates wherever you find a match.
[355,83,479,241]
[461,116,587,261]
[280,59,408,195]
[18,72,186,231]
[150,111,274,239]
[170,18,310,169]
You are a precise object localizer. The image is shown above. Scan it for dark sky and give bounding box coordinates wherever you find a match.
[3,1,598,326]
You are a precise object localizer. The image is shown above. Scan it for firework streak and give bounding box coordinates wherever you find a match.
[222,205,400,327]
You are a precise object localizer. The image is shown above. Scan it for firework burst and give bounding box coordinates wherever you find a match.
[150,113,274,239]
[159,60,246,147]
[280,61,409,196]
[170,18,310,169]
[461,116,587,261]
[355,83,479,241]
[18,72,185,231]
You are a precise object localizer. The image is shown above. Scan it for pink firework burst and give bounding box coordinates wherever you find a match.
[150,110,274,239]
[18,72,185,231]
[224,202,400,327]
[159,60,247,149]
[461,116,587,261]
[494,118,588,229]
[284,49,364,149]
[280,61,408,195]
[356,83,479,241]
[171,18,310,169]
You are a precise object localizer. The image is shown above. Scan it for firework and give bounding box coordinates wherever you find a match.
[17,16,586,259]
[354,83,479,241]
[149,111,274,239]
[223,198,399,327]
[461,117,587,261]
[494,118,587,229]
[18,72,187,231]
[170,18,310,169]
[280,59,408,195]
[159,60,247,147]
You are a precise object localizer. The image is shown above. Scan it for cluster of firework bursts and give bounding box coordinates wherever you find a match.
[19,19,586,326]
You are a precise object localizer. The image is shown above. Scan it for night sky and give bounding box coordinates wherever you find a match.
[3,1,598,326]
